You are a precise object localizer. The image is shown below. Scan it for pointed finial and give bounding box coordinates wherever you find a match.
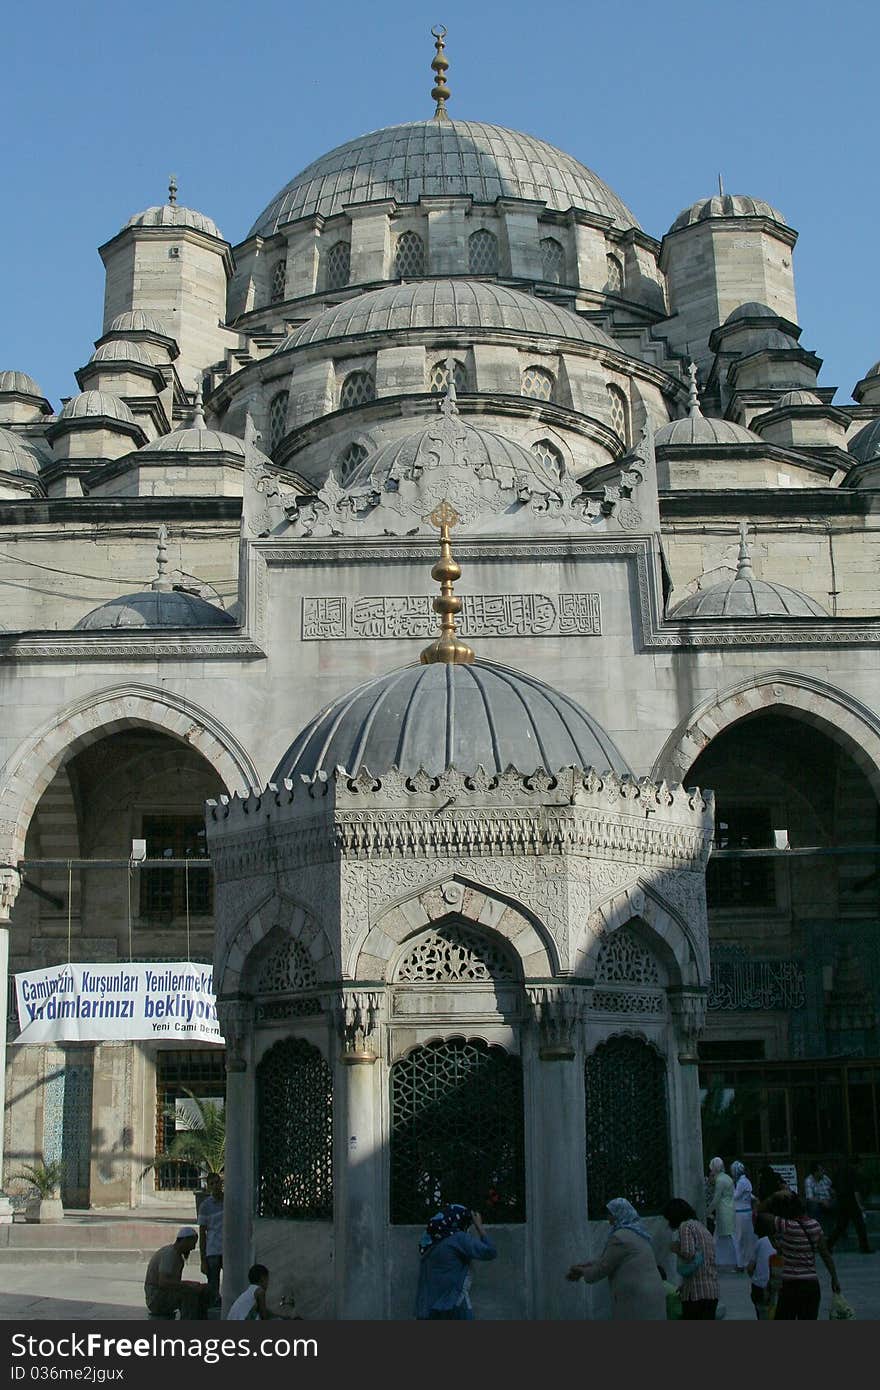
[168,174,178,207]
[718,172,724,198]
[420,500,475,665]
[191,383,206,429]
[736,520,754,578]
[431,25,451,121]
[153,524,173,592]
[686,360,702,418]
[439,355,459,415]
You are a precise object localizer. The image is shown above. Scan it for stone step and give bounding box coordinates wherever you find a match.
[0,1216,193,1250]
[0,1247,153,1264]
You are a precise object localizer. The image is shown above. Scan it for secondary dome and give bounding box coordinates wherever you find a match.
[0,427,50,477]
[669,195,785,233]
[273,658,630,781]
[89,340,152,366]
[671,529,827,619]
[126,204,223,239]
[0,371,44,397]
[248,120,638,238]
[108,310,171,337]
[279,279,617,353]
[655,414,762,448]
[777,389,823,407]
[59,391,136,424]
[849,418,880,463]
[75,589,235,630]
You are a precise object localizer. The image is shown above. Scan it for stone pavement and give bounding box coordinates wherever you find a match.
[0,1253,877,1320]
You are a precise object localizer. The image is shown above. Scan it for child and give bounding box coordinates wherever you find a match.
[226,1264,296,1320]
[747,1215,778,1319]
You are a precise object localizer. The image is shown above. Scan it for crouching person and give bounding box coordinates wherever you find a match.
[226,1264,297,1320]
[144,1227,209,1320]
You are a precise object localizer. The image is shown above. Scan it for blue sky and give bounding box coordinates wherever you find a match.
[2,0,878,407]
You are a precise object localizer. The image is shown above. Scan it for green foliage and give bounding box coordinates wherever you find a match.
[10,1158,64,1198]
[700,1076,763,1161]
[162,1090,226,1177]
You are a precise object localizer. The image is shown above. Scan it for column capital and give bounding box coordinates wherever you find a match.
[335,989,382,1064]
[0,868,21,923]
[669,988,707,1064]
[216,995,253,1072]
[527,985,586,1061]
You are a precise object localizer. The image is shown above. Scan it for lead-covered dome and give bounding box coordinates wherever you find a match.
[849,418,880,463]
[59,391,136,424]
[671,530,827,619]
[273,658,630,781]
[0,427,50,477]
[278,278,617,353]
[0,371,44,398]
[108,310,172,337]
[126,204,223,239]
[249,120,638,238]
[654,414,762,448]
[669,195,785,233]
[75,589,235,630]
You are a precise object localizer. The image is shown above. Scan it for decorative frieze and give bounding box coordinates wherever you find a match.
[302,591,601,641]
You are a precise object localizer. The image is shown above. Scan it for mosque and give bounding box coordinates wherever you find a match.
[1,28,879,1318]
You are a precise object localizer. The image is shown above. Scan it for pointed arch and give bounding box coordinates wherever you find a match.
[218,889,336,995]
[575,879,706,987]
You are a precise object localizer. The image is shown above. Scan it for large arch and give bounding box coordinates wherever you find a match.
[653,671,880,800]
[0,683,260,866]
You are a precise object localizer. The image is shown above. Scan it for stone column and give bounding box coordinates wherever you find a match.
[218,998,254,1314]
[526,987,588,1319]
[0,870,21,1222]
[670,989,708,1215]
[335,991,385,1319]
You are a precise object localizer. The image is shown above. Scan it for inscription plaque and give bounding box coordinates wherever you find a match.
[301,592,601,640]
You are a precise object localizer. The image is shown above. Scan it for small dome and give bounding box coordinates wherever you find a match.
[75,589,235,630]
[0,427,50,477]
[865,362,880,380]
[89,340,152,366]
[776,389,823,407]
[249,120,638,238]
[669,195,785,233]
[108,310,172,337]
[655,413,762,448]
[273,658,631,781]
[0,370,44,398]
[671,530,827,619]
[279,279,617,354]
[347,414,566,495]
[140,425,252,458]
[724,302,780,324]
[849,418,880,464]
[59,391,136,425]
[125,204,223,239]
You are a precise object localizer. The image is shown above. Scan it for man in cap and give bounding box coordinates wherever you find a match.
[144,1226,209,1319]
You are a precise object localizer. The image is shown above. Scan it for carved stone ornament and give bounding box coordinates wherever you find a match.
[336,989,382,1063]
[216,997,253,1072]
[242,414,287,538]
[0,868,20,921]
[527,985,586,1060]
[668,989,707,1064]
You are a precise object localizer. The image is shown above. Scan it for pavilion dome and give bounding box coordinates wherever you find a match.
[248,119,638,239]
[670,529,828,618]
[669,195,785,233]
[272,657,630,782]
[0,371,44,398]
[849,418,880,463]
[59,391,136,425]
[125,204,223,239]
[278,278,617,354]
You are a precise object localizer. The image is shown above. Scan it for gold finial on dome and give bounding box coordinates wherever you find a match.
[420,499,475,665]
[430,25,451,121]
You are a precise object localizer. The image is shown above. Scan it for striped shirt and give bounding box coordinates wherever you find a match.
[772,1216,822,1280]
[678,1219,719,1302]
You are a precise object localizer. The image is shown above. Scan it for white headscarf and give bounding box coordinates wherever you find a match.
[709,1156,725,1176]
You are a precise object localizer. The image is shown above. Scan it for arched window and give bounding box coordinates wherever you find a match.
[395,922,519,983]
[521,365,556,402]
[606,383,629,444]
[323,240,351,291]
[585,1035,670,1218]
[268,390,288,453]
[256,1037,333,1220]
[530,438,565,479]
[337,440,369,483]
[540,236,565,285]
[394,230,425,278]
[428,357,469,395]
[339,370,376,409]
[605,254,624,294]
[270,260,287,304]
[468,228,499,275]
[390,1037,525,1224]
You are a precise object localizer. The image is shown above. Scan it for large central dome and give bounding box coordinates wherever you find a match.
[248,120,638,238]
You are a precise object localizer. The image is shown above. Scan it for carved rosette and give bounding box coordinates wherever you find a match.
[336,989,382,1064]
[216,997,253,1073]
[527,985,586,1061]
[669,989,707,1064]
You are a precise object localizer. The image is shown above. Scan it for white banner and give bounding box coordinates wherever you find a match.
[14,962,223,1045]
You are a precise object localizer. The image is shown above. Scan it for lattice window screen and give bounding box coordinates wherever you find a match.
[521,365,555,401]
[540,237,565,284]
[585,1035,670,1217]
[429,358,469,394]
[268,391,288,452]
[396,923,519,983]
[394,230,426,277]
[337,441,369,483]
[605,254,624,293]
[257,1038,333,1219]
[530,439,564,478]
[324,240,351,290]
[594,927,661,986]
[468,229,499,275]
[254,936,318,995]
[270,260,287,303]
[339,371,376,409]
[606,384,629,444]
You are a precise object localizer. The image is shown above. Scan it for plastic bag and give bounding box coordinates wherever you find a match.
[829,1292,856,1320]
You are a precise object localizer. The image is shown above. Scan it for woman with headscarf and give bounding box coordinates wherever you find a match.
[566,1198,666,1320]
[707,1157,738,1270]
[731,1160,757,1271]
[414,1204,497,1320]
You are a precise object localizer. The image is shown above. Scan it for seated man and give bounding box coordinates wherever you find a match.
[144,1227,209,1320]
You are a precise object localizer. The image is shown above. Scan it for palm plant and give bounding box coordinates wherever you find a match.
[163,1090,225,1177]
[700,1075,763,1160]
[10,1158,64,1198]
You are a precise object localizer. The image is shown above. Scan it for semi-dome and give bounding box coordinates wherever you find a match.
[108,310,172,337]
[0,427,50,477]
[89,340,152,366]
[849,418,880,463]
[126,204,223,239]
[248,119,638,238]
[75,589,236,630]
[671,528,827,619]
[59,391,136,424]
[273,657,631,781]
[278,279,617,353]
[669,195,785,233]
[0,371,44,397]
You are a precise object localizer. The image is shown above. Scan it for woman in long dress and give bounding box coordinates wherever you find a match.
[707,1157,738,1270]
[731,1160,756,1271]
[566,1197,666,1320]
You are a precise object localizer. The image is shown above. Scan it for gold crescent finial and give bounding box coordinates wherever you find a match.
[420,499,475,665]
[431,24,451,122]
